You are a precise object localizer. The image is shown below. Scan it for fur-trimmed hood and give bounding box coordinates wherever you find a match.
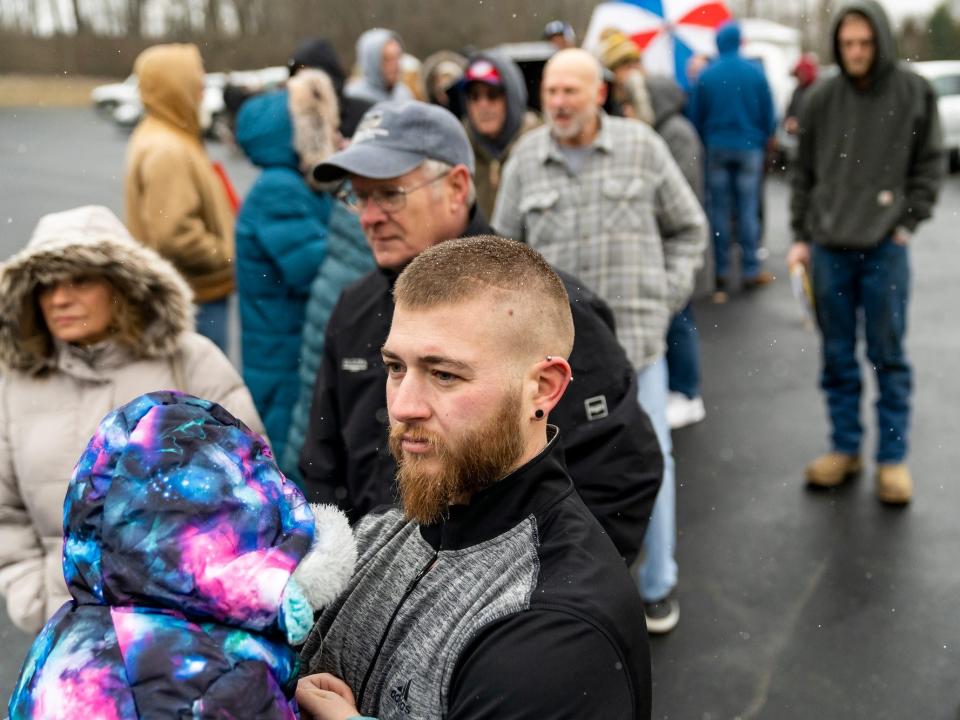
[236,69,339,186]
[0,205,194,374]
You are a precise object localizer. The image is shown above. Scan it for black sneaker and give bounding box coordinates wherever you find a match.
[644,592,680,634]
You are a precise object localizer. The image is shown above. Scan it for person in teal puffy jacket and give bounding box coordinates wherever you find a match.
[280,201,374,484]
[235,69,343,459]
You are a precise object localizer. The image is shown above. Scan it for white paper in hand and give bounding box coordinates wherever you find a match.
[789,263,815,330]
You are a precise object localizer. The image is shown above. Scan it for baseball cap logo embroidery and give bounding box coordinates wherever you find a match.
[352,110,389,145]
[466,60,501,85]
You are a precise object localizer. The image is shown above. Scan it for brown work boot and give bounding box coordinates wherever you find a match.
[876,463,913,505]
[743,270,776,289]
[805,452,862,488]
[712,277,729,304]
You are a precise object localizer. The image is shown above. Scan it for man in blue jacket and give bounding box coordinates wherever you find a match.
[690,20,776,301]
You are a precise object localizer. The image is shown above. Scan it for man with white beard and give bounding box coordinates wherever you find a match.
[493,49,708,634]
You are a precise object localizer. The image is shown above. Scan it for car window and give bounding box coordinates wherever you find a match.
[930,74,960,98]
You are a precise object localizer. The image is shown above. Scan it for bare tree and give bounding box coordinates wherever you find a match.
[230,0,260,36]
[69,0,88,33]
[899,16,928,60]
[817,0,833,58]
[206,0,220,35]
[127,0,144,37]
[23,0,40,33]
[2,0,31,33]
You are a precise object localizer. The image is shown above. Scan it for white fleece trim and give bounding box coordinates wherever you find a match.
[294,504,358,611]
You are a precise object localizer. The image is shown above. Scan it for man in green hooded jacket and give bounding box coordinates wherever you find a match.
[787,0,945,504]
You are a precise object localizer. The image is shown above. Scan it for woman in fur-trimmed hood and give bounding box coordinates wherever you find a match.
[235,69,371,465]
[0,205,263,634]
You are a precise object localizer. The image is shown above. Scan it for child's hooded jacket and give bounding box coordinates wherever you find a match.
[9,391,355,719]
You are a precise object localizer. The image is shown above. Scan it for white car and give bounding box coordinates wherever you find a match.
[90,74,139,115]
[108,73,226,137]
[96,66,287,139]
[910,60,960,171]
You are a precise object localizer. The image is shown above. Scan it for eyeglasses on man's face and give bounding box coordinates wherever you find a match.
[337,169,452,214]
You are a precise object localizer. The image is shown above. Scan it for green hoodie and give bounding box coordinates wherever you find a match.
[790,0,945,248]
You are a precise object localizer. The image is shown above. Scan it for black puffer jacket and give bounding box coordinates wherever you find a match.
[299,210,663,564]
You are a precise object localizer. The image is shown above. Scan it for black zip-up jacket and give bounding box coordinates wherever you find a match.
[300,430,652,719]
[298,209,663,564]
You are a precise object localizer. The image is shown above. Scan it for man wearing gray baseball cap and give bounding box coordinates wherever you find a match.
[309,101,478,273]
[297,100,662,565]
[313,100,475,183]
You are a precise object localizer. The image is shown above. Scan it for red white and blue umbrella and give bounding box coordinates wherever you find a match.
[583,0,732,88]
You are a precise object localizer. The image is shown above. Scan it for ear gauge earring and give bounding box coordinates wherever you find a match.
[534,409,545,420]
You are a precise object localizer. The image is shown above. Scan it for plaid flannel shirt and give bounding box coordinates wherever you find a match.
[493,113,707,369]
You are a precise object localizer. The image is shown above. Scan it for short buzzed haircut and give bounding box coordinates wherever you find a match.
[394,235,575,358]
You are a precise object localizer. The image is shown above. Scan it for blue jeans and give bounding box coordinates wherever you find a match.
[706,148,764,281]
[811,239,911,463]
[195,297,230,354]
[666,304,701,399]
[634,358,677,602]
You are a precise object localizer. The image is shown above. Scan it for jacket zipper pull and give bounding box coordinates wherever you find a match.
[405,550,438,594]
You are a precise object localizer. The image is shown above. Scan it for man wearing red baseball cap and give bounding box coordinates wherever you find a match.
[461,51,541,218]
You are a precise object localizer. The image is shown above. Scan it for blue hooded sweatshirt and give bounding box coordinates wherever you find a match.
[689,22,776,151]
[235,88,332,461]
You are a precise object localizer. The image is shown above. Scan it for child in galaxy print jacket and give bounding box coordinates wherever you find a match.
[8,391,357,719]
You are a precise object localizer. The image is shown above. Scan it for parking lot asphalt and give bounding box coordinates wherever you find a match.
[1,108,958,719]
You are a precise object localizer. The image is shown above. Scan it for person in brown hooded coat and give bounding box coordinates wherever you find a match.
[124,43,235,352]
